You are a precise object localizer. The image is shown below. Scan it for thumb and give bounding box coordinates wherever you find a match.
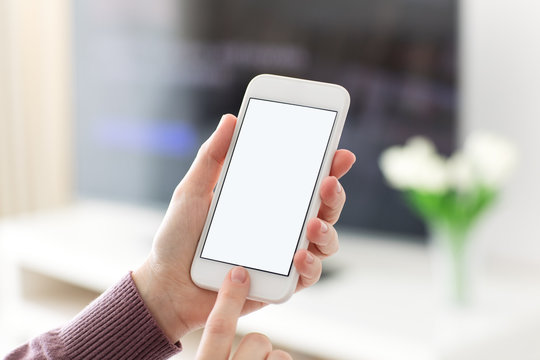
[196,267,250,360]
[183,114,237,197]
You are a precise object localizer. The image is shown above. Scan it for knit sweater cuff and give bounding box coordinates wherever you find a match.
[59,273,181,360]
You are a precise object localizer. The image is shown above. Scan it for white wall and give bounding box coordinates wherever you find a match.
[461,0,540,266]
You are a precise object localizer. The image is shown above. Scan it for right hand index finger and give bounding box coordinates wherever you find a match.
[196,267,250,360]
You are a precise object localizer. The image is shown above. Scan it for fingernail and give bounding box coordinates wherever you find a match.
[320,220,329,233]
[306,252,314,264]
[231,267,247,284]
[336,181,342,193]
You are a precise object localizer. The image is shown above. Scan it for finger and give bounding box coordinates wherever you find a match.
[317,176,346,225]
[305,218,339,258]
[196,267,250,360]
[267,350,293,360]
[330,149,356,179]
[293,249,322,290]
[182,114,237,197]
[231,333,272,360]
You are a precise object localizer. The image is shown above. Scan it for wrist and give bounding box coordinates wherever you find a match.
[132,260,190,342]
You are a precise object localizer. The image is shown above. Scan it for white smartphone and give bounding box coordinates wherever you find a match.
[190,74,349,303]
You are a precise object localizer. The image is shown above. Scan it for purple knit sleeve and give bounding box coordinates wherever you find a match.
[4,273,181,360]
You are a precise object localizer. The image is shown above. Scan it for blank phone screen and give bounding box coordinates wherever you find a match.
[200,98,336,275]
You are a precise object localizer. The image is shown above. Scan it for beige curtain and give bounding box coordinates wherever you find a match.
[0,0,73,217]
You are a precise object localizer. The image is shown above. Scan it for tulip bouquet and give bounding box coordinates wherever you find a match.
[379,133,517,304]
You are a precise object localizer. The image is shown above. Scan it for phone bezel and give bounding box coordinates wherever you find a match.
[190,74,350,303]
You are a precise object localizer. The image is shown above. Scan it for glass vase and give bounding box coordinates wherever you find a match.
[430,225,475,307]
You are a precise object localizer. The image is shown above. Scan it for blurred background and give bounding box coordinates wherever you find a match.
[73,0,457,237]
[1,0,539,359]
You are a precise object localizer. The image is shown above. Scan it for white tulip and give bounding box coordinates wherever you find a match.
[464,132,518,188]
[447,151,476,192]
[379,146,413,190]
[380,132,517,194]
[414,153,448,193]
[379,136,448,193]
[406,136,437,156]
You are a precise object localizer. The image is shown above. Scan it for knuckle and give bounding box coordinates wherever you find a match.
[326,194,339,209]
[318,225,339,256]
[302,264,322,287]
[197,138,222,166]
[197,140,210,158]
[309,272,322,286]
[328,230,340,254]
[334,187,346,207]
[300,276,312,288]
[341,187,347,202]
[325,242,340,257]
[328,200,345,224]
[205,316,233,336]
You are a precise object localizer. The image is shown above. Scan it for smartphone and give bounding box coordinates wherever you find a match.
[190,74,349,303]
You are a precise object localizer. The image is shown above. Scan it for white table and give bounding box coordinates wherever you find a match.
[2,200,540,359]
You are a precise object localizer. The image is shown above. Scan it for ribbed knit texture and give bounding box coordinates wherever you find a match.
[59,273,181,360]
[4,273,181,360]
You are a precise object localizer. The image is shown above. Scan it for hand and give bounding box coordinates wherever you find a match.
[133,114,356,342]
[196,267,292,360]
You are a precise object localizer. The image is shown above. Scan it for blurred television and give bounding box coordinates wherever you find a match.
[73,0,457,238]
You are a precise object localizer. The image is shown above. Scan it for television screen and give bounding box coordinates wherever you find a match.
[73,0,457,237]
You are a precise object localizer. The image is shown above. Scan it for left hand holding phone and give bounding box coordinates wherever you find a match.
[196,267,292,360]
[133,114,355,342]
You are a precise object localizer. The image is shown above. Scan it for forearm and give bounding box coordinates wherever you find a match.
[132,260,192,342]
[4,273,181,360]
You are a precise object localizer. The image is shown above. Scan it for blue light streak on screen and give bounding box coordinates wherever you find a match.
[94,119,198,157]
